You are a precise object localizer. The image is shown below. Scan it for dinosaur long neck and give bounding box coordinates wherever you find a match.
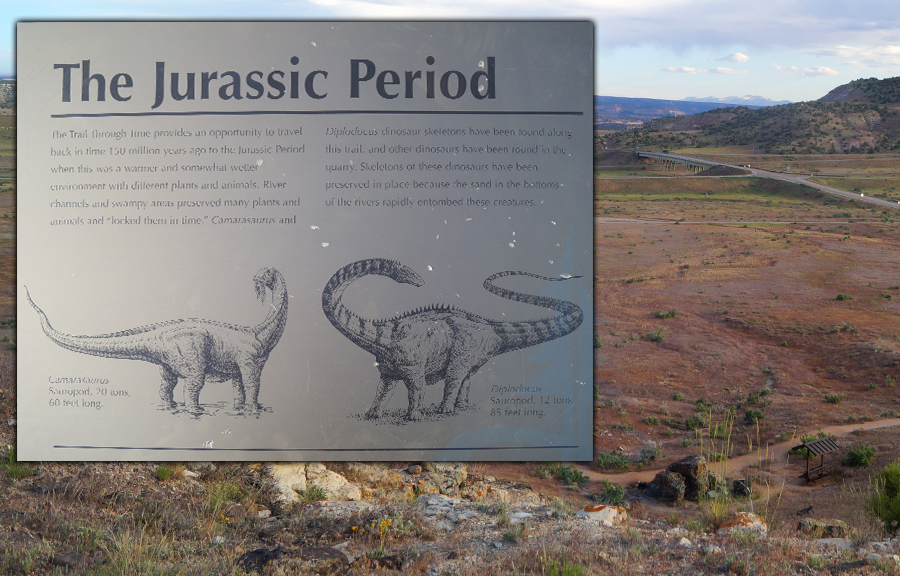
[321,259,404,356]
[483,271,584,353]
[253,271,289,353]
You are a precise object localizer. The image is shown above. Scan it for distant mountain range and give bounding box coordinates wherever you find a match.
[602,76,900,154]
[593,96,778,129]
[682,95,792,107]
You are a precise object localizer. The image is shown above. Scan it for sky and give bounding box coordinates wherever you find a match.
[2,0,899,103]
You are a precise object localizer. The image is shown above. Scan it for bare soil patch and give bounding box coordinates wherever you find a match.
[591,175,900,531]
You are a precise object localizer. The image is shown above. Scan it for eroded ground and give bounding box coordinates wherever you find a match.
[592,175,900,530]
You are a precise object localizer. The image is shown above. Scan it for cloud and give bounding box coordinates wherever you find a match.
[292,0,900,54]
[807,44,900,71]
[663,66,704,73]
[719,52,750,63]
[663,66,747,75]
[771,63,840,77]
[711,67,749,74]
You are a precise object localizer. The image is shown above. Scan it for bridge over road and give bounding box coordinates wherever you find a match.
[634,150,900,211]
[635,150,721,173]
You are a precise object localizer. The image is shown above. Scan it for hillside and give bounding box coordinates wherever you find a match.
[606,77,900,155]
[820,77,900,105]
[0,80,14,111]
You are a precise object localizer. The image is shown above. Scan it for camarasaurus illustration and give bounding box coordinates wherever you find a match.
[26,267,288,415]
[322,258,583,421]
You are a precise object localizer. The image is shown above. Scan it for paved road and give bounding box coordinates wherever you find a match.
[634,151,900,211]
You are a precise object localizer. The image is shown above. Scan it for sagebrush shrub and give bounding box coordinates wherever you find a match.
[867,462,900,533]
[844,444,876,467]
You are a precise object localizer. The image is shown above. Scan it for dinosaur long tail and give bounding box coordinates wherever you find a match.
[321,258,424,355]
[483,271,584,353]
[24,286,171,362]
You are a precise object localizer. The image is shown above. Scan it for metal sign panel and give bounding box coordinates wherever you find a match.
[17,21,594,461]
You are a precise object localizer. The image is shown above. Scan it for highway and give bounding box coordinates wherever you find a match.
[636,151,900,211]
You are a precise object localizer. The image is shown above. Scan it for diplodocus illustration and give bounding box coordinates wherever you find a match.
[322,258,583,421]
[26,267,288,415]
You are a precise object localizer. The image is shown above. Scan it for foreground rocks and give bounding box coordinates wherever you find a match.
[232,481,900,575]
[269,462,363,503]
[5,458,900,575]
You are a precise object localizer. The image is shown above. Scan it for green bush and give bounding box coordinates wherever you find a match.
[304,484,327,503]
[592,479,625,506]
[596,451,629,470]
[156,465,174,482]
[825,394,844,404]
[835,293,854,301]
[672,391,686,401]
[1,446,34,480]
[642,328,664,342]
[744,409,765,424]
[685,415,706,431]
[866,462,900,533]
[541,463,589,486]
[653,309,678,319]
[843,444,876,467]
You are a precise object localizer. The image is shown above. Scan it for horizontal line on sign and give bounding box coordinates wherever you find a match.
[53,445,578,452]
[50,110,583,119]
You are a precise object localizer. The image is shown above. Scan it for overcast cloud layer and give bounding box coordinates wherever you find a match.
[3,0,900,101]
[302,0,900,64]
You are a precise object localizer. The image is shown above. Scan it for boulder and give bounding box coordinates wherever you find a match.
[732,479,751,497]
[576,504,628,527]
[344,463,404,489]
[268,463,361,503]
[384,484,416,503]
[235,546,284,573]
[647,470,686,501]
[306,465,362,501]
[304,500,375,518]
[718,511,767,538]
[269,462,308,502]
[294,547,350,574]
[423,462,468,495]
[816,538,853,550]
[667,456,710,500]
[798,518,853,538]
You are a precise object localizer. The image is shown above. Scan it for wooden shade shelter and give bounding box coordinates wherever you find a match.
[795,437,840,482]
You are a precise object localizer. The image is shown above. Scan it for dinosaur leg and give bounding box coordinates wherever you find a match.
[403,374,427,421]
[456,374,473,410]
[366,373,397,419]
[183,372,206,414]
[438,369,466,414]
[456,365,484,410]
[231,373,246,411]
[240,363,263,412]
[159,365,178,410]
[440,358,486,413]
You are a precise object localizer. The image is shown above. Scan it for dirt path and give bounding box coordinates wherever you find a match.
[577,418,900,486]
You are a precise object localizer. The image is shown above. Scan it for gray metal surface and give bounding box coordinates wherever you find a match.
[17,21,594,461]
